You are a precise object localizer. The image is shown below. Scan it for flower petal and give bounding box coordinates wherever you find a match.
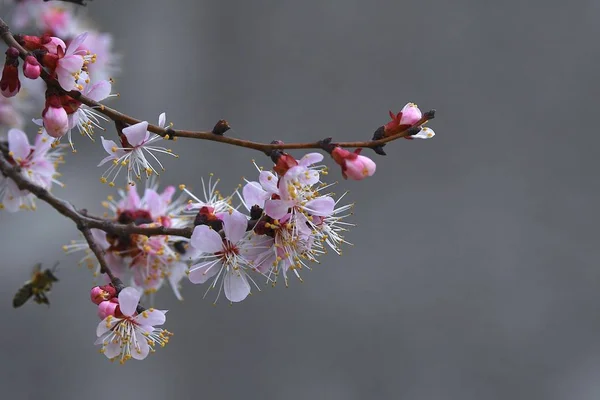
[222,208,248,244]
[86,80,111,101]
[167,262,187,301]
[96,316,119,337]
[66,32,89,56]
[117,287,141,317]
[264,199,294,220]
[411,127,435,139]
[190,225,223,253]
[303,196,335,217]
[224,269,251,302]
[122,121,149,147]
[100,137,118,156]
[259,170,278,194]
[189,260,221,284]
[131,332,150,360]
[7,128,30,161]
[158,112,166,128]
[134,309,166,326]
[143,188,162,216]
[242,181,268,210]
[298,152,323,167]
[104,341,121,359]
[122,186,141,210]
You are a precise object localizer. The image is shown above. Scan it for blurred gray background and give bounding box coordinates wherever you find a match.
[1,0,599,399]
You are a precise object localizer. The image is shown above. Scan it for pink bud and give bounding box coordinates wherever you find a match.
[0,65,20,98]
[97,300,118,320]
[90,285,116,305]
[42,36,66,55]
[42,95,69,138]
[398,103,422,126]
[331,147,376,180]
[22,56,41,80]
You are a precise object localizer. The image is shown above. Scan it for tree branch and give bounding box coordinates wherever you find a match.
[0,17,435,154]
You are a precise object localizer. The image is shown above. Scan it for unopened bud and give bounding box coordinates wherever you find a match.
[22,56,41,79]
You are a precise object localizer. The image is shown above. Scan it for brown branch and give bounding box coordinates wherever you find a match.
[0,147,194,285]
[0,17,435,154]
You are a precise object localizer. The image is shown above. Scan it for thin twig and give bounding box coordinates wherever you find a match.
[0,17,434,154]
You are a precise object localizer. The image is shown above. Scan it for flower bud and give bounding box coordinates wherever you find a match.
[97,299,118,320]
[331,147,376,180]
[90,285,117,305]
[384,102,423,136]
[42,94,69,138]
[1,48,21,98]
[22,56,41,79]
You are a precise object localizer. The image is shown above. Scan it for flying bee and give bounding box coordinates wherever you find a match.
[13,263,59,308]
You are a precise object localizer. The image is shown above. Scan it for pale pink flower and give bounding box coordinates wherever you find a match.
[95,287,171,364]
[65,71,113,149]
[188,209,272,303]
[0,128,63,211]
[54,32,88,91]
[80,32,119,82]
[98,114,178,186]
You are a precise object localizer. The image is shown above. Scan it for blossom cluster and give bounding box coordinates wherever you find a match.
[0,0,439,365]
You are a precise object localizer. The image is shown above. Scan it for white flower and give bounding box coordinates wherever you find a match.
[95,287,171,364]
[98,113,178,186]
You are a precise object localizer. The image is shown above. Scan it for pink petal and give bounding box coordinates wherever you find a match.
[122,186,141,210]
[298,152,323,167]
[264,199,294,220]
[86,80,111,101]
[190,225,223,253]
[143,188,162,216]
[7,128,30,160]
[222,209,248,244]
[259,171,278,194]
[131,332,150,360]
[123,121,149,147]
[66,32,89,56]
[117,287,141,317]
[97,154,115,167]
[224,270,251,302]
[160,186,175,203]
[242,181,268,210]
[134,309,166,326]
[303,196,335,217]
[100,136,118,156]
[189,260,221,284]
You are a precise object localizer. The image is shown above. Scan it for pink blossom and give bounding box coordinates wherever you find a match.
[0,128,62,211]
[99,114,178,186]
[331,147,376,180]
[54,32,88,91]
[95,287,171,363]
[384,102,423,135]
[189,209,273,303]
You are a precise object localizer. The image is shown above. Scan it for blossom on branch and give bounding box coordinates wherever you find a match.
[99,113,178,186]
[0,128,63,211]
[95,287,172,364]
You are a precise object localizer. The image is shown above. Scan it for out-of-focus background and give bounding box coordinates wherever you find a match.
[1,0,599,399]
